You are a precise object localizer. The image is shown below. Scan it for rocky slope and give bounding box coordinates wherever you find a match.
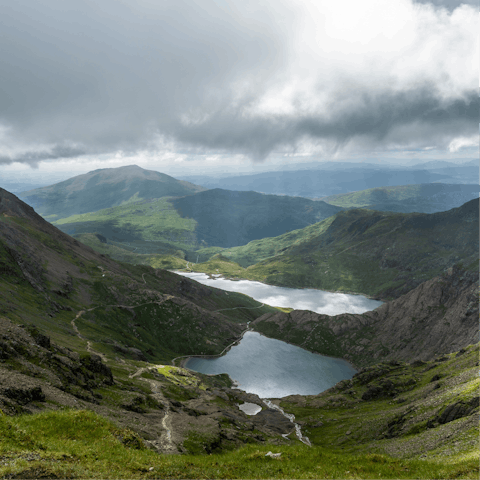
[240,198,478,299]
[252,263,478,368]
[0,314,293,455]
[0,187,278,362]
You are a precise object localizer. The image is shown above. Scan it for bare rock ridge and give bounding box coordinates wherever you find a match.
[253,262,479,367]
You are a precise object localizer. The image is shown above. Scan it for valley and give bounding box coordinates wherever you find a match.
[1,163,478,479]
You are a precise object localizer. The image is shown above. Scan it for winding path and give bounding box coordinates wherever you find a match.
[129,366,177,453]
[214,303,265,313]
[69,266,273,451]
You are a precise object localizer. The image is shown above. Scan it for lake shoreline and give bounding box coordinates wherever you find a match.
[170,269,385,301]
[172,326,252,370]
[179,330,359,398]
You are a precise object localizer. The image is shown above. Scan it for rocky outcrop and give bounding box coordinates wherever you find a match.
[253,263,478,366]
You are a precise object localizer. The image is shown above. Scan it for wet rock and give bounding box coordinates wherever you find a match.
[251,408,294,435]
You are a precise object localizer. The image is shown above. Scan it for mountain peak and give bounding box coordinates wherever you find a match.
[18,166,206,218]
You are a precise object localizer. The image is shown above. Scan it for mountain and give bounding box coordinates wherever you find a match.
[0,188,478,477]
[321,183,480,213]
[253,263,478,367]
[171,189,343,248]
[0,188,278,362]
[176,167,451,198]
[189,199,479,300]
[18,165,206,219]
[50,189,344,253]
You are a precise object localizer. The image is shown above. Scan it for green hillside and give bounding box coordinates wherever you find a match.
[51,188,344,257]
[19,165,206,219]
[75,199,479,302]
[53,197,198,254]
[321,183,480,213]
[0,188,276,363]
[173,200,478,300]
[242,200,478,299]
[172,189,343,248]
[0,188,478,478]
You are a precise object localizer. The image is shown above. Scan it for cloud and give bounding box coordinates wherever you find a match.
[413,0,477,9]
[0,144,87,166]
[0,0,477,165]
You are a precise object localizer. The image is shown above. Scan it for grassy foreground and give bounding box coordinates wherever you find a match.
[0,409,477,479]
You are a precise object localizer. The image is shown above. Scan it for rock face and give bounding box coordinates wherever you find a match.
[0,318,115,414]
[253,263,478,367]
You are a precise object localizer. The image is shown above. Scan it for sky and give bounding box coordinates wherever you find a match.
[0,0,478,185]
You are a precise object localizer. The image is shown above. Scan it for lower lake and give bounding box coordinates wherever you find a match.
[185,331,357,398]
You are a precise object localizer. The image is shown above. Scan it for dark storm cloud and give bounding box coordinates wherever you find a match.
[0,0,476,164]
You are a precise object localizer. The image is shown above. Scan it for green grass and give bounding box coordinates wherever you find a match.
[217,216,336,267]
[0,409,476,479]
[52,197,198,249]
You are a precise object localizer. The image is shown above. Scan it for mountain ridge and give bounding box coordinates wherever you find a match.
[18,165,206,218]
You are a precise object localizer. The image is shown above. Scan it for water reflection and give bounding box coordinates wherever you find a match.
[174,271,382,315]
[185,332,357,398]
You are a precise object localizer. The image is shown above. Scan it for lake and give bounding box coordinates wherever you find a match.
[185,331,357,398]
[175,271,380,398]
[174,271,382,315]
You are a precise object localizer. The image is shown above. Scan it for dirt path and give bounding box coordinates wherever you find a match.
[171,325,251,367]
[129,367,177,454]
[214,303,265,313]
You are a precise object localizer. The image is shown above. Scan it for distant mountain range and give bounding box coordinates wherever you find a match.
[321,183,480,213]
[178,162,477,198]
[18,165,206,218]
[14,165,479,295]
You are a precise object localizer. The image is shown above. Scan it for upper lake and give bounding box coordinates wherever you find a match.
[174,272,383,315]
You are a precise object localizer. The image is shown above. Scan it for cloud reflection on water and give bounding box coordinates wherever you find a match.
[174,272,382,314]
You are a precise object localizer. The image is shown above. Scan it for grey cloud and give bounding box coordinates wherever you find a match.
[168,88,479,160]
[0,0,287,162]
[413,0,477,10]
[0,145,87,166]
[0,0,476,164]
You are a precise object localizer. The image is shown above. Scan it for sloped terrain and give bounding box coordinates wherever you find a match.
[0,187,478,479]
[321,183,480,213]
[52,188,344,254]
[171,189,343,248]
[252,263,479,367]
[0,188,278,363]
[236,199,479,299]
[19,165,206,219]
